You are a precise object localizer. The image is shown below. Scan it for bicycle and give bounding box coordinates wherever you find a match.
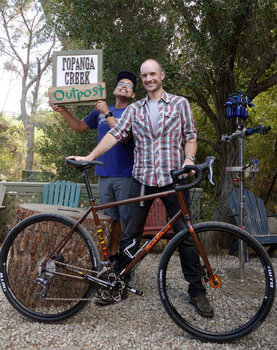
[0,156,275,342]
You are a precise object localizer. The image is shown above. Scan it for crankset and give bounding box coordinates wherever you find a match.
[96,272,127,303]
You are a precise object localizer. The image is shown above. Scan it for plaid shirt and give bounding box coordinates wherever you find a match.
[109,90,197,187]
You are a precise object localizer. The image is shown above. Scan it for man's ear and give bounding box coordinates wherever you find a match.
[161,71,165,81]
[131,92,135,99]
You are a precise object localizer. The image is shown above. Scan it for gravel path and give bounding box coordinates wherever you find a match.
[0,253,276,350]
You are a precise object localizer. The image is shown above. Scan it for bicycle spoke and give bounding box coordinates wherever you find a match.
[158,222,275,341]
[0,214,99,322]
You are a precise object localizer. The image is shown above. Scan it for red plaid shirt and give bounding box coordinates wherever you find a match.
[109,90,197,187]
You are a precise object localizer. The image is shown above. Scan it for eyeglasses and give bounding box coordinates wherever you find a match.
[117,81,134,89]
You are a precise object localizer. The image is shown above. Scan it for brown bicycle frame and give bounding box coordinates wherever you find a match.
[44,186,216,283]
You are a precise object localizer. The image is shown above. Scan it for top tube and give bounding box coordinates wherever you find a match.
[65,156,216,209]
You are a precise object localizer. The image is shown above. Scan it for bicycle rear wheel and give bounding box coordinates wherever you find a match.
[0,213,100,322]
[158,222,275,342]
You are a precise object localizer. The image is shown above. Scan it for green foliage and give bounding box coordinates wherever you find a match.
[38,0,179,180]
[36,106,98,183]
[1,0,57,172]
[40,0,277,123]
[0,114,26,180]
[40,0,177,100]
[37,0,276,217]
[243,85,277,209]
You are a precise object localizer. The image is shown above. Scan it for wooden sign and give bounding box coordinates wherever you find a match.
[48,83,106,104]
[50,49,104,105]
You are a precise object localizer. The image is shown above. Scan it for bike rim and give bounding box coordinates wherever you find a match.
[1,215,99,321]
[158,222,275,341]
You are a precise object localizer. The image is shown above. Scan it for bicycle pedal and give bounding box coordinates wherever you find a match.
[127,286,143,296]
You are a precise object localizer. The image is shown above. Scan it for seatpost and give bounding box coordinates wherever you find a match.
[82,169,95,202]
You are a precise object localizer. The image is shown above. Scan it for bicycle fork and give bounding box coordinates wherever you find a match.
[176,191,221,289]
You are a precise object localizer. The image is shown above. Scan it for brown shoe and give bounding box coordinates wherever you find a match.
[190,295,214,318]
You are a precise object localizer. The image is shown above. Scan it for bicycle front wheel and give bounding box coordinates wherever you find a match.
[0,213,100,322]
[158,222,275,342]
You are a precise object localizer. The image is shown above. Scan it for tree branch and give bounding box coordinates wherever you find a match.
[25,52,52,92]
[0,8,25,68]
[197,136,221,154]
[170,0,200,39]
[246,51,277,100]
[184,87,219,134]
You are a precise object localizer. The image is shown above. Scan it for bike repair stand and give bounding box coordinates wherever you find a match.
[221,91,271,279]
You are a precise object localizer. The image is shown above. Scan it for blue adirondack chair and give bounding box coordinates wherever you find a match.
[43,181,81,208]
[228,189,277,253]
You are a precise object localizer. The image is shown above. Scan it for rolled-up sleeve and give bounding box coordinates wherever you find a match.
[182,98,197,143]
[109,105,133,142]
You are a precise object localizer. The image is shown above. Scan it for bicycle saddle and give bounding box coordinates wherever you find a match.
[66,159,105,171]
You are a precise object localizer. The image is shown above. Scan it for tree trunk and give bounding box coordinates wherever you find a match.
[211,74,238,222]
[213,140,238,224]
[22,59,42,171]
[25,122,35,171]
[202,141,238,252]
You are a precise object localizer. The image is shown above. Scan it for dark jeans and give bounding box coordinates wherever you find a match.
[113,178,206,298]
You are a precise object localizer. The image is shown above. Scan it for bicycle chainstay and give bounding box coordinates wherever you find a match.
[35,260,128,302]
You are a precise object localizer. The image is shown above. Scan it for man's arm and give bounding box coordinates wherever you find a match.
[95,100,118,129]
[182,138,197,167]
[66,105,132,162]
[66,133,117,162]
[180,97,197,169]
[50,104,89,133]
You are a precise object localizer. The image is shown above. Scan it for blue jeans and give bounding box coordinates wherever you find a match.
[113,178,206,298]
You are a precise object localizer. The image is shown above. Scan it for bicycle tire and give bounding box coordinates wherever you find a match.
[158,221,275,342]
[0,213,100,322]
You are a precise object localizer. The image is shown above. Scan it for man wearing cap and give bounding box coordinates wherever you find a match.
[50,70,137,264]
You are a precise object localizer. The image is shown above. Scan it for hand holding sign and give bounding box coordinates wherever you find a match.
[95,100,109,115]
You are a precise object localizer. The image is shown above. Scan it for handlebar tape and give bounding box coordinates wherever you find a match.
[173,156,216,191]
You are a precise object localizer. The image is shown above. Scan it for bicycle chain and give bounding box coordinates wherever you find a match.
[36,260,114,301]
[52,260,97,275]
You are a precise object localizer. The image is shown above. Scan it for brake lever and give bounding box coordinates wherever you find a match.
[208,162,215,186]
